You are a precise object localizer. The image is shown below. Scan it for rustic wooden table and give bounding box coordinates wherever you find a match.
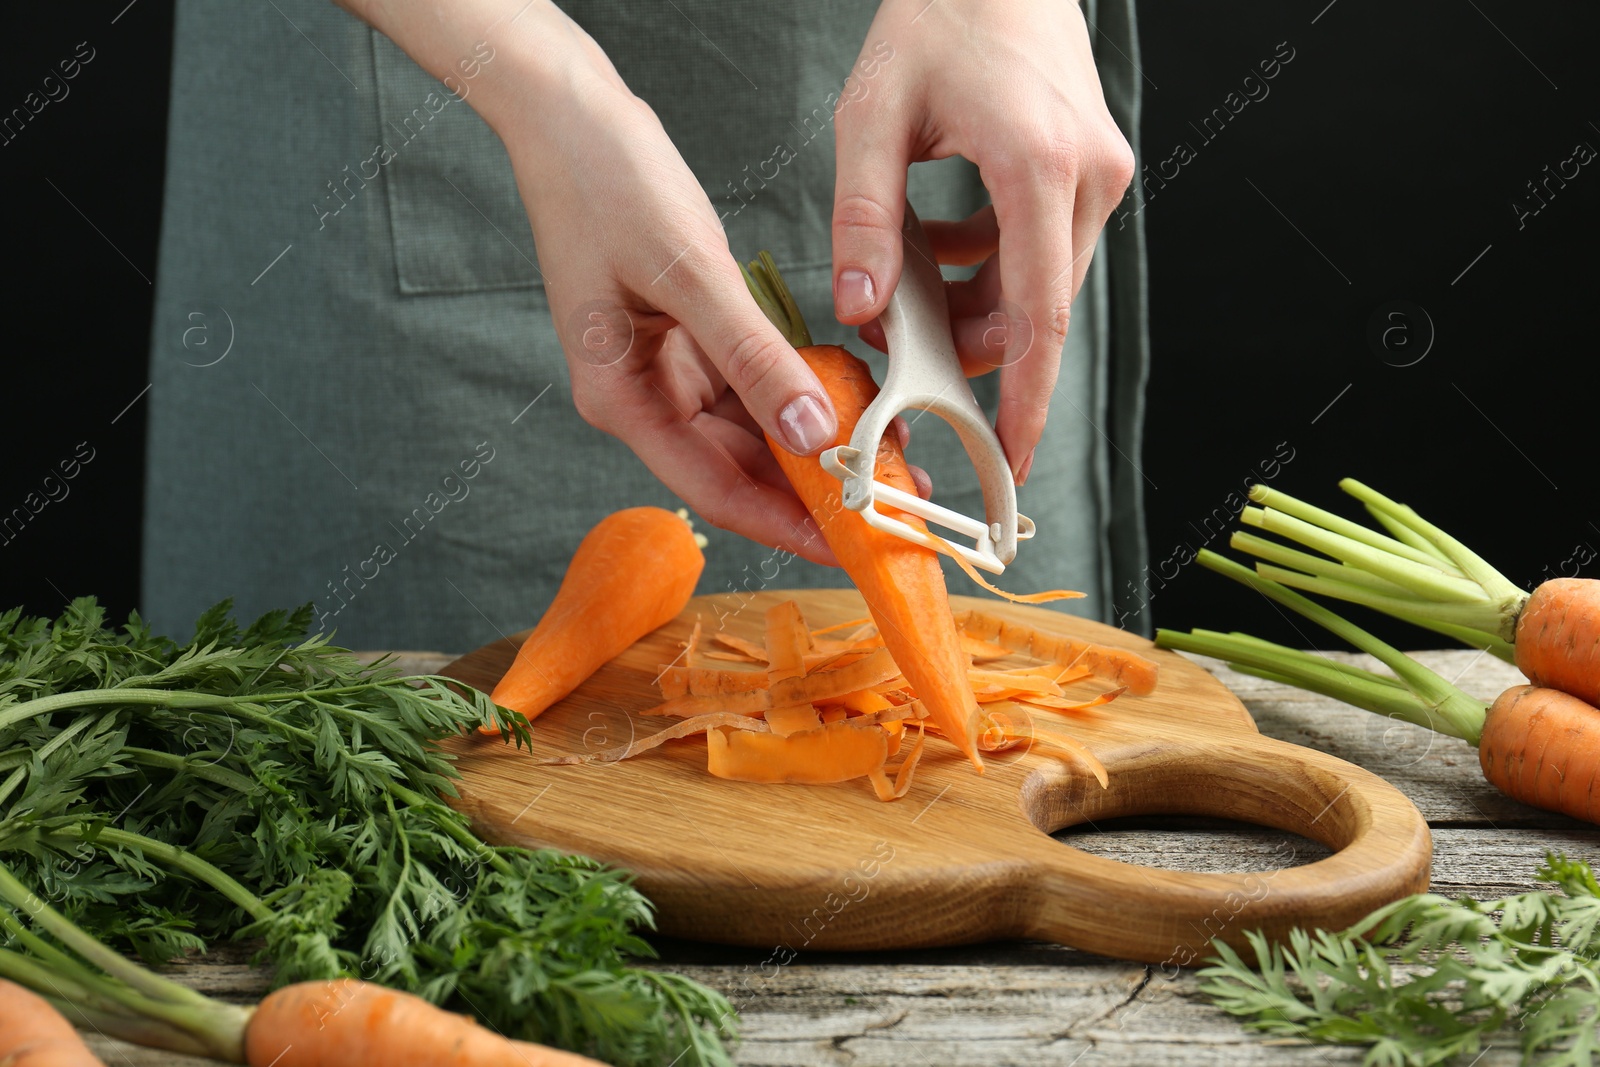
[87,649,1599,1066]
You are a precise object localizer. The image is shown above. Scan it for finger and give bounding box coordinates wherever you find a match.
[627,400,840,566]
[891,415,910,450]
[922,206,999,267]
[832,89,911,326]
[907,463,932,500]
[986,142,1079,480]
[856,316,887,353]
[944,255,1003,320]
[651,247,838,458]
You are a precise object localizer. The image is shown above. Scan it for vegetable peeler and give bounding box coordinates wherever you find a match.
[820,202,1035,574]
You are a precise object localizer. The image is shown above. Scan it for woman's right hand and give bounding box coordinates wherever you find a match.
[476,9,840,563]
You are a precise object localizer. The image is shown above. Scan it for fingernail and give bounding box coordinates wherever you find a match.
[834,269,875,319]
[778,394,835,454]
[1015,448,1036,486]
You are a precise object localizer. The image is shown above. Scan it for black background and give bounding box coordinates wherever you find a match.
[1,2,1595,651]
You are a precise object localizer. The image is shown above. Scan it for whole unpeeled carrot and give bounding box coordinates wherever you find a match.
[0,980,106,1066]
[1511,579,1600,708]
[482,506,706,734]
[243,979,608,1067]
[1480,685,1600,822]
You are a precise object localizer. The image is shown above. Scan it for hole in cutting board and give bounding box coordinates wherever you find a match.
[1053,815,1331,874]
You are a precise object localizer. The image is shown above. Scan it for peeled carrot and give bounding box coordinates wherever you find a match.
[243,978,607,1067]
[744,256,986,769]
[0,980,106,1066]
[762,345,984,770]
[1513,579,1600,708]
[483,506,705,733]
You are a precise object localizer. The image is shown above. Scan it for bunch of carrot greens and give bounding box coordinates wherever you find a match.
[0,598,734,1066]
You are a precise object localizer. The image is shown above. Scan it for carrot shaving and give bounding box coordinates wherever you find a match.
[818,688,893,714]
[1032,729,1112,788]
[868,721,927,801]
[1052,664,1095,686]
[1017,686,1127,713]
[536,598,1122,803]
[712,633,768,661]
[707,718,889,785]
[903,529,1085,604]
[702,650,757,663]
[955,610,1159,695]
[971,707,1110,787]
[643,647,903,719]
[657,665,770,699]
[967,669,1064,697]
[765,703,823,737]
[764,600,812,683]
[810,616,873,637]
[961,634,1015,661]
[535,712,769,765]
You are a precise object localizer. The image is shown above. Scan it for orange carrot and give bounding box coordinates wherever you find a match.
[744,256,990,770]
[1478,685,1600,822]
[1514,579,1600,708]
[483,506,705,733]
[759,344,984,770]
[0,980,105,1066]
[244,978,607,1067]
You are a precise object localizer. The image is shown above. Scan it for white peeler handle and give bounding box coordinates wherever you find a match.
[836,201,1025,566]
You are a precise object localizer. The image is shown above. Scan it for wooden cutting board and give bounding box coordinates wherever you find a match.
[439,589,1431,965]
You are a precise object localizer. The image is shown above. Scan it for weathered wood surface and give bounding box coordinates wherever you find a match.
[84,649,1593,1066]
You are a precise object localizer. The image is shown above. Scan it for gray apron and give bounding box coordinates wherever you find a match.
[143,0,1150,650]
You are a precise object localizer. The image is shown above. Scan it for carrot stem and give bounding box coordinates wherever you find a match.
[0,860,209,1008]
[1232,481,1531,643]
[0,860,254,1060]
[1362,502,1457,566]
[1246,484,1460,573]
[1337,478,1525,603]
[742,253,813,348]
[1228,531,1414,595]
[1155,628,1483,740]
[1159,630,1424,716]
[1240,506,1485,603]
[43,825,273,923]
[1200,630,1408,688]
[1192,550,1487,744]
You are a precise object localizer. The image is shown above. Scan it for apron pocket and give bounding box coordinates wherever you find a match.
[371,30,542,295]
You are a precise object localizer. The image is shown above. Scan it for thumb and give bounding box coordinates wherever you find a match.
[832,107,911,326]
[660,253,839,456]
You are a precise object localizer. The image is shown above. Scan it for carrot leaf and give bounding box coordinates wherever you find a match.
[1201,852,1600,1066]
